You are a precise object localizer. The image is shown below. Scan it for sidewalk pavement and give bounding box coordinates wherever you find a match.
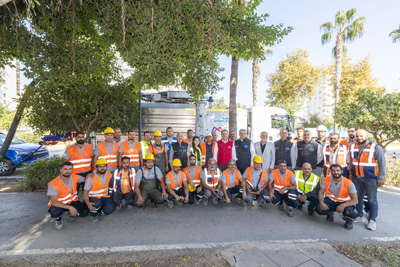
[220,241,361,267]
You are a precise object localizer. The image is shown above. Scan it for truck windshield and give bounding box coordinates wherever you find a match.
[271,115,292,132]
[0,136,26,145]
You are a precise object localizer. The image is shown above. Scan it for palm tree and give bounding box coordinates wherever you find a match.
[252,49,272,107]
[320,8,366,131]
[390,24,400,43]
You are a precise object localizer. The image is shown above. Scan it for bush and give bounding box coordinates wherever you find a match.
[19,156,64,191]
[16,132,43,144]
[384,157,400,187]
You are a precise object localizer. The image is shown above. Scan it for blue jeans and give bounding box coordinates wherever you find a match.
[352,177,378,221]
[316,197,359,220]
[167,187,186,201]
[219,184,243,200]
[271,189,298,208]
[89,197,115,216]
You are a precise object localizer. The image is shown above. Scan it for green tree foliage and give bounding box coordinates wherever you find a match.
[266,49,322,116]
[334,89,400,152]
[303,114,334,129]
[389,24,400,43]
[212,97,228,109]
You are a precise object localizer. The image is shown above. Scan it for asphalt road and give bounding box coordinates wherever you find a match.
[0,186,399,254]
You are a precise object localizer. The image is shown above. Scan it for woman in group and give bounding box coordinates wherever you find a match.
[190,136,202,166]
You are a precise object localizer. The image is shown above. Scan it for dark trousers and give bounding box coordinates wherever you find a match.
[48,201,89,219]
[167,187,186,201]
[219,184,243,200]
[271,189,297,208]
[112,191,135,206]
[218,164,228,172]
[316,197,358,220]
[89,197,115,216]
[237,163,250,175]
[294,195,319,211]
[189,185,204,204]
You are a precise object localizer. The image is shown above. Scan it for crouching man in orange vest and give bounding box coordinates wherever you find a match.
[201,158,222,205]
[165,159,189,208]
[316,164,359,230]
[111,156,136,210]
[243,156,269,207]
[83,158,115,222]
[183,155,206,205]
[219,159,247,205]
[47,161,89,230]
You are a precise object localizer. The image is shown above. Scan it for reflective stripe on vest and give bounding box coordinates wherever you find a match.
[183,166,202,185]
[295,170,320,194]
[47,174,79,206]
[89,172,112,198]
[190,147,202,165]
[200,142,214,166]
[166,171,185,190]
[205,168,221,188]
[272,169,293,193]
[350,142,378,178]
[323,176,351,202]
[323,144,347,175]
[121,140,140,166]
[113,168,136,192]
[222,169,240,189]
[98,141,119,168]
[67,144,93,173]
[246,167,267,188]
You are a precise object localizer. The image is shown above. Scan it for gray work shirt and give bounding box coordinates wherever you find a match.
[186,166,206,180]
[320,177,357,197]
[47,175,85,195]
[135,167,163,183]
[349,143,386,179]
[219,170,242,188]
[63,143,93,160]
[243,168,266,188]
[84,173,108,191]
[166,171,187,185]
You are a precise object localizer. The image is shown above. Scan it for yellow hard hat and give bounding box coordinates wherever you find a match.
[188,182,196,192]
[103,127,114,135]
[145,153,155,161]
[172,159,182,167]
[153,130,162,137]
[96,158,108,166]
[253,155,263,163]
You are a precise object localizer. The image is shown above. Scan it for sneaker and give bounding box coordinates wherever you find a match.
[353,216,367,223]
[288,207,294,217]
[308,207,315,216]
[127,204,134,210]
[202,197,209,206]
[115,204,122,211]
[235,198,242,205]
[326,211,334,222]
[258,198,266,208]
[167,201,174,209]
[176,200,183,207]
[195,198,200,205]
[212,196,218,205]
[264,195,271,204]
[65,212,75,222]
[367,220,376,231]
[54,219,64,230]
[344,220,353,230]
[278,204,284,211]
[91,215,100,223]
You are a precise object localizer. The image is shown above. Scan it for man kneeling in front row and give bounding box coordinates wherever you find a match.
[166,159,189,208]
[219,159,247,204]
[48,161,89,230]
[111,156,136,210]
[316,164,359,230]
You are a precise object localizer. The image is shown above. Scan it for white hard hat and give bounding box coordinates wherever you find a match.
[205,132,212,137]
[317,125,328,132]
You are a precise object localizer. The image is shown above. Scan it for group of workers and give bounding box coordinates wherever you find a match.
[48,125,386,232]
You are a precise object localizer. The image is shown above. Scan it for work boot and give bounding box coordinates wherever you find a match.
[308,206,315,216]
[195,198,200,205]
[278,203,284,211]
[326,211,334,222]
[212,195,218,205]
[54,219,64,230]
[127,204,134,210]
[115,204,122,211]
[353,216,366,223]
[344,220,353,230]
[367,220,376,231]
[91,215,100,223]
[263,195,271,204]
[151,200,157,209]
[297,203,303,210]
[235,198,243,205]
[65,212,75,222]
[167,201,174,209]
[202,197,209,206]
[288,206,294,217]
[258,198,266,208]
[176,200,183,207]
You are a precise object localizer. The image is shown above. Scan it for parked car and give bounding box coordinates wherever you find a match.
[0,133,49,176]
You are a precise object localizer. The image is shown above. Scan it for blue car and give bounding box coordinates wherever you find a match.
[0,133,49,176]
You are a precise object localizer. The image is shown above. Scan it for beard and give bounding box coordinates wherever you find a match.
[349,134,355,139]
[76,140,85,144]
[209,167,215,171]
[98,169,106,174]
[330,141,338,146]
[332,172,342,179]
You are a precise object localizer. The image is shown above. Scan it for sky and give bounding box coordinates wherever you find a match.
[214,0,400,107]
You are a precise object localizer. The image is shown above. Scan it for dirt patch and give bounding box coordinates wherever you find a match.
[333,244,400,267]
[0,179,21,192]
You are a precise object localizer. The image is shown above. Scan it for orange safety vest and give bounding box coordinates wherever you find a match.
[323,176,351,202]
[183,166,202,185]
[121,140,140,166]
[204,168,221,189]
[67,144,92,174]
[47,174,79,206]
[148,142,166,155]
[200,142,215,166]
[113,168,135,193]
[246,167,267,188]
[222,169,240,189]
[323,144,348,175]
[166,171,185,190]
[350,142,378,178]
[339,139,351,149]
[88,171,112,199]
[272,169,293,193]
[98,141,119,168]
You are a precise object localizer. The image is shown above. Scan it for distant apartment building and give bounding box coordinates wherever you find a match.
[0,60,21,110]
[308,78,334,120]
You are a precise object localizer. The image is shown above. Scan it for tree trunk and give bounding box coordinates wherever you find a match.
[334,33,344,132]
[252,58,259,107]
[229,56,238,132]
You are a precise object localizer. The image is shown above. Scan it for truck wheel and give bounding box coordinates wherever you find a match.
[0,159,15,176]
